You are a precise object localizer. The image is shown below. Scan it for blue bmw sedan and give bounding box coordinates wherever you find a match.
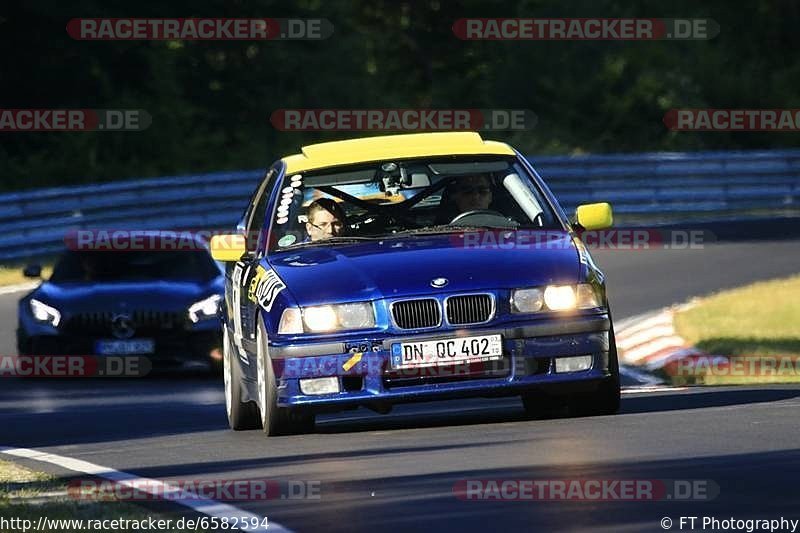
[211,132,619,435]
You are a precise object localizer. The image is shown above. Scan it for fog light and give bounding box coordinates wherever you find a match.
[554,355,593,373]
[299,377,340,395]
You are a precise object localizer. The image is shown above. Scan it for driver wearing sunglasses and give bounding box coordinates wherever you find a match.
[435,174,495,224]
[305,198,346,241]
[450,175,493,212]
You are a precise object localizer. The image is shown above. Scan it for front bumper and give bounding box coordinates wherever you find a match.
[17,328,222,370]
[267,314,612,409]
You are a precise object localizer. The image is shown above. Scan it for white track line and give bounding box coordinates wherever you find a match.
[0,446,291,533]
[619,365,664,386]
[621,386,688,394]
[0,281,39,295]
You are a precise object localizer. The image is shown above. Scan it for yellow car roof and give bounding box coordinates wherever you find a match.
[281,132,515,174]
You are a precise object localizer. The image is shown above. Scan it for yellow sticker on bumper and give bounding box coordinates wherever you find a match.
[343,352,363,372]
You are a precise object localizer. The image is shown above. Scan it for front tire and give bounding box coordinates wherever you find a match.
[255,318,314,436]
[567,323,621,416]
[520,322,621,418]
[223,326,261,430]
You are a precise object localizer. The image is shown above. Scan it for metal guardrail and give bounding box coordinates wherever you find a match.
[1,149,799,261]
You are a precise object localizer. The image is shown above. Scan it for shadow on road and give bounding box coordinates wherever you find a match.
[37,447,800,533]
[619,387,800,414]
[2,383,798,448]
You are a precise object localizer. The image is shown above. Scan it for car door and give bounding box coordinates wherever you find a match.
[227,163,283,365]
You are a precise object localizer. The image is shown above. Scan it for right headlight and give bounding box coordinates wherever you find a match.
[188,294,222,323]
[278,302,376,334]
[512,283,601,313]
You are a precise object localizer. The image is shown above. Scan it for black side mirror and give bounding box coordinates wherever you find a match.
[23,264,42,278]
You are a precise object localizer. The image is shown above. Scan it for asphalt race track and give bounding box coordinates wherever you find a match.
[1,220,799,532]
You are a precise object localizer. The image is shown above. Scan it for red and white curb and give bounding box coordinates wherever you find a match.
[616,305,705,371]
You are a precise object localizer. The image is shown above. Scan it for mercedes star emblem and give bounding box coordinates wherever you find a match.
[111,313,135,339]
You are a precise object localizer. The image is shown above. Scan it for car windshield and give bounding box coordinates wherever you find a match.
[269,156,562,250]
[49,251,220,283]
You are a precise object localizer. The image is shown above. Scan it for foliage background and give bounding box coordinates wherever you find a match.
[1,0,798,191]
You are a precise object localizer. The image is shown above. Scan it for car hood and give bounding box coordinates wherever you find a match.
[29,280,221,313]
[269,232,580,306]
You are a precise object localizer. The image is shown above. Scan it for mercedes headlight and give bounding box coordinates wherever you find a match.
[279,302,375,334]
[512,284,601,313]
[188,294,222,323]
[30,298,61,327]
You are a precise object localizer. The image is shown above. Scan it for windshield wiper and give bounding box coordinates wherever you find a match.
[281,236,379,249]
[381,225,509,237]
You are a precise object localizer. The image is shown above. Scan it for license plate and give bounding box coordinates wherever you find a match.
[95,339,155,355]
[391,334,503,369]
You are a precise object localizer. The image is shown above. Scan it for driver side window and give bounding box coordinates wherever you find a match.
[245,166,279,255]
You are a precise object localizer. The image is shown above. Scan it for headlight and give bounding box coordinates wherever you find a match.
[188,294,222,323]
[512,284,601,313]
[278,308,303,334]
[336,303,375,329]
[511,288,543,313]
[543,285,576,311]
[304,306,339,332]
[279,302,376,334]
[30,299,61,327]
[575,283,601,309]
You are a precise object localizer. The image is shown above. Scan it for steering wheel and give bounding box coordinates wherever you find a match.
[450,209,510,225]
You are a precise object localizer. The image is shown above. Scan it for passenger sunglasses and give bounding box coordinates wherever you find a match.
[308,220,344,231]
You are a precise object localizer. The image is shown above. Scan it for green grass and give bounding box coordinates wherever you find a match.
[672,274,800,385]
[0,460,210,533]
[0,264,52,287]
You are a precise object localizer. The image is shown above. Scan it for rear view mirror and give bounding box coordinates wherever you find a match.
[405,173,431,188]
[23,264,42,278]
[575,203,613,231]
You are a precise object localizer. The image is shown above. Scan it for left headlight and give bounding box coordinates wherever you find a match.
[280,302,375,334]
[30,298,61,327]
[512,283,602,313]
[188,294,222,323]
